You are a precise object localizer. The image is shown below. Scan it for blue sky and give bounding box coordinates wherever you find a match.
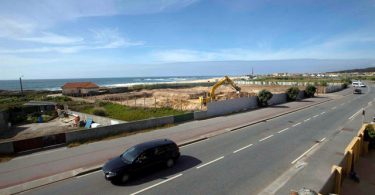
[1,0,375,79]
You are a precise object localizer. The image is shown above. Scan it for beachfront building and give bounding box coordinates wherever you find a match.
[62,82,99,96]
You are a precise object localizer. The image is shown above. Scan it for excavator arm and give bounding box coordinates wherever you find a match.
[200,76,241,105]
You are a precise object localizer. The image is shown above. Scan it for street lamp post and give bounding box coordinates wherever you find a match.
[19,76,24,96]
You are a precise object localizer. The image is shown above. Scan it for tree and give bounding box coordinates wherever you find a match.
[305,85,317,98]
[258,89,273,107]
[286,86,300,101]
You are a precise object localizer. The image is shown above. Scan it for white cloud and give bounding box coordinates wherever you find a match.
[0,29,144,54]
[17,32,83,45]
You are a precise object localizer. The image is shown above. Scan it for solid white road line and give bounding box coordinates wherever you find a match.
[259,135,274,142]
[304,118,311,122]
[278,128,289,134]
[130,174,183,195]
[233,144,253,153]
[349,109,362,120]
[196,156,224,169]
[291,143,320,164]
[76,170,101,178]
[313,115,319,118]
[292,122,301,127]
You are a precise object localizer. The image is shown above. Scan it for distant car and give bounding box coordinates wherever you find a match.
[102,139,180,183]
[353,88,362,94]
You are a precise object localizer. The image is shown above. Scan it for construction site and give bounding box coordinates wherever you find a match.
[83,77,308,111]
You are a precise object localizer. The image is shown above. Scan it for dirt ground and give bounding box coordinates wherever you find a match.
[82,84,307,111]
[0,117,79,141]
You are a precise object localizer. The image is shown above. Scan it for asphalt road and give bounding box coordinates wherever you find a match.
[23,85,375,195]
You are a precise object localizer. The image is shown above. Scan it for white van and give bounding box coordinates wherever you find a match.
[352,81,359,87]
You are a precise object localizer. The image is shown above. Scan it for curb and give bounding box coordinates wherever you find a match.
[2,97,333,194]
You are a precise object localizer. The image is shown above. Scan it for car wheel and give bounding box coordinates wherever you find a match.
[121,173,130,183]
[166,158,175,168]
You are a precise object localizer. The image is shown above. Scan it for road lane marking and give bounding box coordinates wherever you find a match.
[313,115,319,118]
[320,137,326,142]
[196,156,224,169]
[259,135,274,142]
[278,128,289,134]
[130,173,183,195]
[291,143,320,164]
[233,144,253,153]
[304,118,311,122]
[332,107,337,110]
[76,170,101,178]
[320,111,326,115]
[349,109,362,120]
[340,103,345,106]
[292,122,301,127]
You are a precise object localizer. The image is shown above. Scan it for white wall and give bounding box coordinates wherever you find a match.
[207,96,258,117]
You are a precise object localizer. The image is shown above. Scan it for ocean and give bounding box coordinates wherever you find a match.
[0,76,215,91]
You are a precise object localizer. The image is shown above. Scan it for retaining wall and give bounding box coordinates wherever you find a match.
[325,85,344,93]
[0,141,14,154]
[69,111,125,126]
[194,111,208,120]
[65,115,174,143]
[0,111,9,131]
[207,96,258,117]
[267,93,287,105]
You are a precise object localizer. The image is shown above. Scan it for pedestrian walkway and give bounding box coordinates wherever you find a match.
[341,150,375,195]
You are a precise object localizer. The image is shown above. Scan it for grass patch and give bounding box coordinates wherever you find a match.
[79,102,186,121]
[67,124,175,148]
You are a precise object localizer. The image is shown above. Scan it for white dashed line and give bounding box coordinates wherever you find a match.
[196,156,224,169]
[291,143,320,164]
[278,128,289,134]
[292,122,301,127]
[259,135,274,142]
[313,115,319,118]
[332,107,337,110]
[320,112,326,115]
[340,103,345,106]
[320,137,326,142]
[233,144,253,153]
[304,118,311,122]
[130,173,183,195]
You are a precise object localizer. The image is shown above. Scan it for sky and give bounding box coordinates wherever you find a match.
[1,0,375,79]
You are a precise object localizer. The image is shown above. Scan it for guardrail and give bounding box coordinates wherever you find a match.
[330,124,372,194]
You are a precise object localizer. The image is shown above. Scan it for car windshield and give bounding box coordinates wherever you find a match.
[121,147,141,163]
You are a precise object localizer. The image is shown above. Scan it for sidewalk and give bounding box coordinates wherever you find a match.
[0,95,333,193]
[341,150,375,195]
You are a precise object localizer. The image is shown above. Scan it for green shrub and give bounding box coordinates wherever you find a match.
[286,87,300,101]
[305,85,317,98]
[93,108,107,116]
[319,81,328,87]
[365,124,375,138]
[258,90,273,107]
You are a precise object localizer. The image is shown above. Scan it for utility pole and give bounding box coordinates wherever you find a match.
[19,76,24,96]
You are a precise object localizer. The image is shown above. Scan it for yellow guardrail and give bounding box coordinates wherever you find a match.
[331,123,373,194]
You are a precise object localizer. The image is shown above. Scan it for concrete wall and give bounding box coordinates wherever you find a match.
[194,111,208,120]
[267,93,287,105]
[0,141,14,154]
[325,85,344,93]
[69,111,126,126]
[207,96,258,117]
[0,111,9,131]
[65,115,174,143]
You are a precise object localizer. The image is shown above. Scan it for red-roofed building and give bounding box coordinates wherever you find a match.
[62,82,99,96]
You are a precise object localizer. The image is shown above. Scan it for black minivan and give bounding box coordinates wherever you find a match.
[102,139,180,183]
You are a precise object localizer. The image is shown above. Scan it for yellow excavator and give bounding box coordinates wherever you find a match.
[199,76,241,105]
